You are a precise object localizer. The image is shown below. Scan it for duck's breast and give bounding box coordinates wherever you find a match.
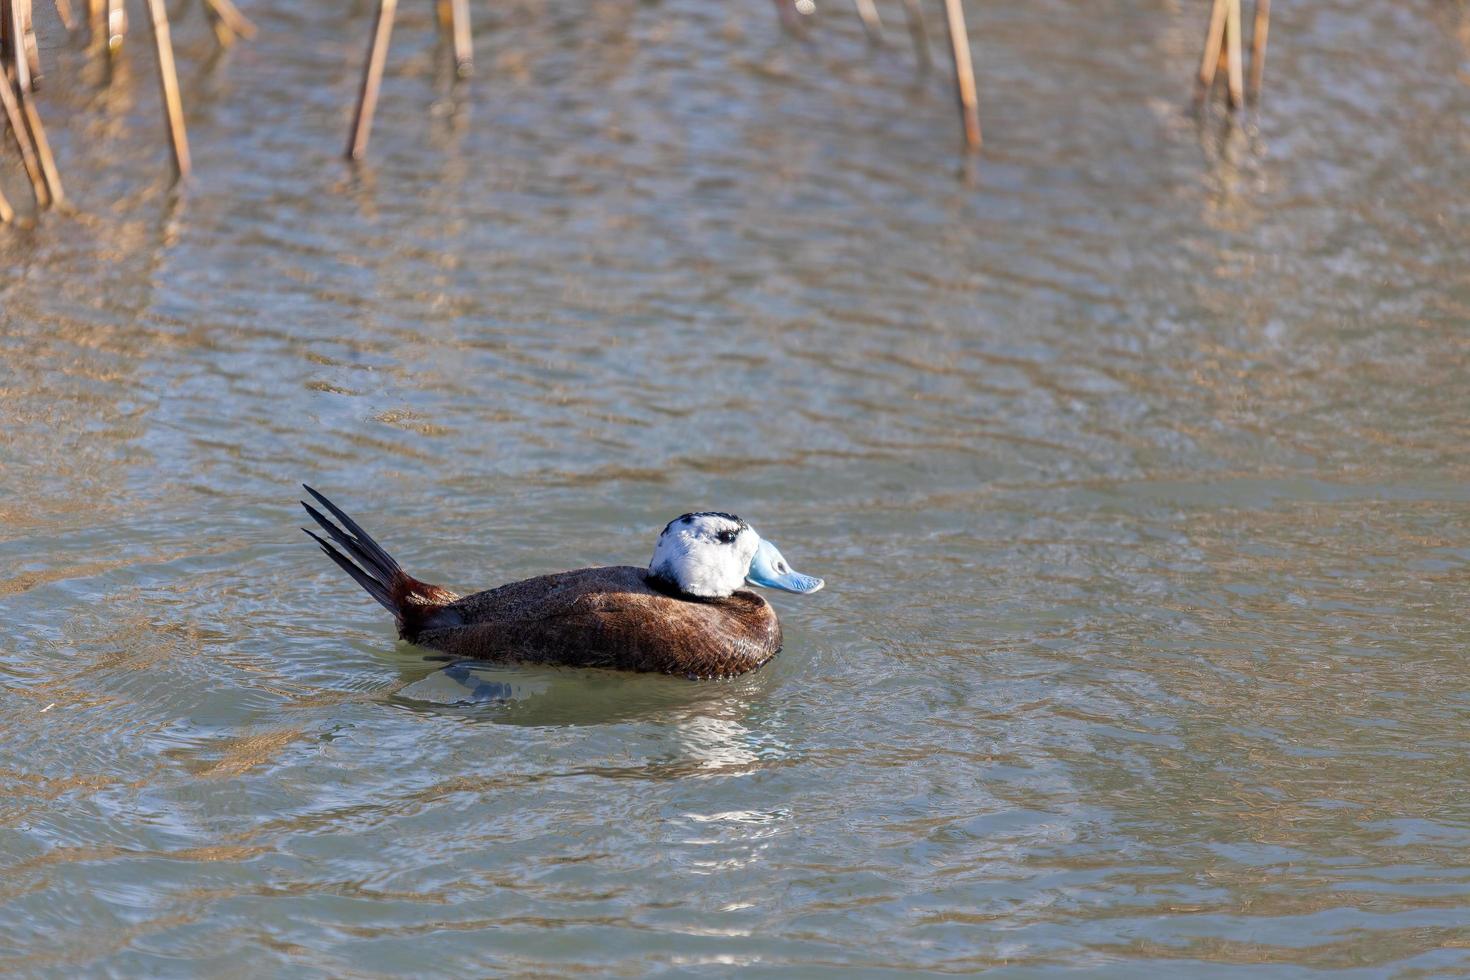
[413,566,781,678]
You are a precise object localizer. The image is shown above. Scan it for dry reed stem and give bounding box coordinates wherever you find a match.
[205,11,231,46]
[0,60,49,206]
[6,0,32,91]
[145,0,190,176]
[941,0,980,151]
[1196,0,1227,99]
[204,0,252,38]
[20,0,41,87]
[854,0,883,44]
[51,0,75,31]
[1224,0,1244,107]
[1248,0,1269,102]
[203,0,256,45]
[0,0,58,205]
[18,91,61,201]
[0,179,13,221]
[449,0,470,76]
[105,0,125,52]
[347,0,396,161]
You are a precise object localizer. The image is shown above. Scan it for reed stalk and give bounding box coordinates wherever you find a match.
[941,0,980,151]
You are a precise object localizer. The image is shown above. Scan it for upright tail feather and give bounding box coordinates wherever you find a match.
[301,485,460,638]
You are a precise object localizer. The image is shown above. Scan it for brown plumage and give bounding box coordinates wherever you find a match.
[301,487,783,679]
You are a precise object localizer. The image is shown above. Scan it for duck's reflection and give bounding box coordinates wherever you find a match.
[437,659,519,703]
[382,652,791,775]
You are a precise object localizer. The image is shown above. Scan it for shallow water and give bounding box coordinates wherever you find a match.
[3,0,1469,974]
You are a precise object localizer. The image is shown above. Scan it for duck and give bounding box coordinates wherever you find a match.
[300,485,824,679]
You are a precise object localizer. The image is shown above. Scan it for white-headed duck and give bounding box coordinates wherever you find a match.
[301,486,823,679]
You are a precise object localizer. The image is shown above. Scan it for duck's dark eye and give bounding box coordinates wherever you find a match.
[716,529,738,544]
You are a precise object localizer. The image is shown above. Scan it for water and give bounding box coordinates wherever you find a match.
[2,0,1469,974]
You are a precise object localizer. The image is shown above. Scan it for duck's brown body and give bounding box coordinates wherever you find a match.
[411,566,781,679]
[300,488,783,680]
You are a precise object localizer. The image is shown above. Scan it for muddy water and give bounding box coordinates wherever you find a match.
[2,0,1469,974]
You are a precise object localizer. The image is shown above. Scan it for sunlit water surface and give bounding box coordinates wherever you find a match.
[2,0,1469,974]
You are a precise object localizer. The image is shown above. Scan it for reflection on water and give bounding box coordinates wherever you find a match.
[2,0,1469,974]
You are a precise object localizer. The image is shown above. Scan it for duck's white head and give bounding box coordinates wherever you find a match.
[648,512,825,600]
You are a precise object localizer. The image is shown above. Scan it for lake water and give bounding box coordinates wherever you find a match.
[2,0,1468,975]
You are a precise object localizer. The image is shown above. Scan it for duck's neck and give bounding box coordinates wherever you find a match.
[645,569,726,603]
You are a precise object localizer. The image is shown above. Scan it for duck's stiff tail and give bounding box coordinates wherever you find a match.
[300,485,460,640]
